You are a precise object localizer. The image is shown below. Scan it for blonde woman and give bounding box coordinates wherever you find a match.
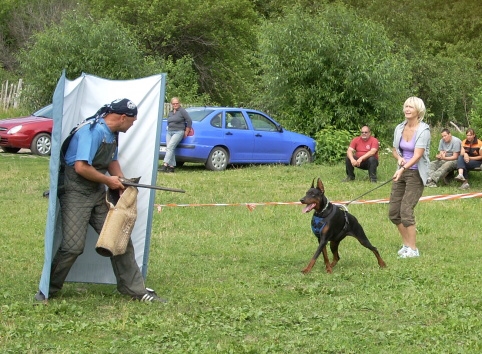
[389,97,431,258]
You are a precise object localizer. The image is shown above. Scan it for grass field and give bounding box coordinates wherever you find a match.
[1,150,482,353]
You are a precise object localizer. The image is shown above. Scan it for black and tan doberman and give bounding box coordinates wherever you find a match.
[300,178,386,274]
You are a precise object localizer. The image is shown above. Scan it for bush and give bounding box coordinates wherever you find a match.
[469,86,482,133]
[314,127,354,164]
[257,3,411,137]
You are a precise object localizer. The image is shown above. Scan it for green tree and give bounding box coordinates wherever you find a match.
[257,4,411,141]
[469,86,482,132]
[412,53,479,127]
[18,12,161,107]
[87,0,260,106]
[0,0,79,72]
[342,0,482,125]
[161,55,211,105]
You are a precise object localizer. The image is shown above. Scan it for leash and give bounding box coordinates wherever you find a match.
[345,177,394,206]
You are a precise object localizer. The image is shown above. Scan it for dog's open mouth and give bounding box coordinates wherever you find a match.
[302,203,316,213]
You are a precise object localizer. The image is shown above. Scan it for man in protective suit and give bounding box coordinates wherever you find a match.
[35,98,165,303]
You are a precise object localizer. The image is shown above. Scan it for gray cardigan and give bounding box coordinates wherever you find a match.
[393,121,431,185]
[167,107,192,131]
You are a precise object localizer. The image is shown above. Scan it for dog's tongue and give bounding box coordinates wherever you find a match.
[302,203,316,213]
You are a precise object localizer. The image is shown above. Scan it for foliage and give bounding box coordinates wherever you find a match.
[158,56,211,105]
[314,127,355,164]
[468,86,482,133]
[87,0,260,106]
[343,0,482,125]
[0,0,79,71]
[2,0,482,135]
[412,53,479,127]
[2,152,482,352]
[0,67,17,82]
[0,106,28,119]
[17,11,159,108]
[257,4,411,139]
[251,0,326,19]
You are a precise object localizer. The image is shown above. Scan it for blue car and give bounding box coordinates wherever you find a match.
[159,107,316,171]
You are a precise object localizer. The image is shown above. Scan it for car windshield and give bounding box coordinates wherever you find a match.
[33,104,53,118]
[185,108,216,121]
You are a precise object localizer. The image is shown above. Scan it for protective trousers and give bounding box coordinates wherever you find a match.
[49,165,146,297]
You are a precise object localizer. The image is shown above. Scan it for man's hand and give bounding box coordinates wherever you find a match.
[106,175,126,190]
[436,151,446,160]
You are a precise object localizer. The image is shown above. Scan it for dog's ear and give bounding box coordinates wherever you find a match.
[317,178,325,193]
[311,178,315,188]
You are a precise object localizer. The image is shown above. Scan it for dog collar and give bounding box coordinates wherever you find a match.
[319,198,330,214]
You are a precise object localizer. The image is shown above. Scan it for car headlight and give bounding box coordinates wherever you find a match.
[7,125,22,134]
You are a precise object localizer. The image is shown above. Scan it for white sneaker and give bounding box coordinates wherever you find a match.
[459,182,470,190]
[398,247,420,258]
[397,245,409,256]
[454,174,465,182]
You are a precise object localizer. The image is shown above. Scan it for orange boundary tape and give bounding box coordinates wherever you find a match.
[154,192,482,212]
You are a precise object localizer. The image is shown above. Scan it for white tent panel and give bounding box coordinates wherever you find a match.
[39,73,166,295]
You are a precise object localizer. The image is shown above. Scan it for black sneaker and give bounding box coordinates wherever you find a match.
[158,165,167,172]
[132,288,167,303]
[167,166,175,173]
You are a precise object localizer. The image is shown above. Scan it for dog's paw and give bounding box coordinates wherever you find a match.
[301,268,311,274]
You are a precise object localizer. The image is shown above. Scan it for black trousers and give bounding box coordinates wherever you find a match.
[345,156,378,181]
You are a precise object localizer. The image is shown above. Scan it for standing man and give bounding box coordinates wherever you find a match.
[426,128,461,187]
[344,126,380,183]
[35,98,165,303]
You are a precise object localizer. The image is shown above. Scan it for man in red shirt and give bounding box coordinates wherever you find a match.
[344,126,380,183]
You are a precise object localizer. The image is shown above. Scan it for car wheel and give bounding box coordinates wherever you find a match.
[1,147,21,154]
[290,147,311,166]
[206,147,228,171]
[30,133,52,156]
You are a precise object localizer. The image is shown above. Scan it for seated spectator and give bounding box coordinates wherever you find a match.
[426,128,462,187]
[344,126,379,183]
[454,128,482,190]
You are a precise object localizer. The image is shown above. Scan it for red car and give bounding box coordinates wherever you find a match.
[0,104,53,156]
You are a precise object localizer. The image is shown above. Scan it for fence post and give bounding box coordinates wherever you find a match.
[1,80,7,110]
[13,79,22,108]
[0,79,23,111]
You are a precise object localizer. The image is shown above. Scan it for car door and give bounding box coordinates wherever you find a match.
[247,111,290,162]
[223,110,254,162]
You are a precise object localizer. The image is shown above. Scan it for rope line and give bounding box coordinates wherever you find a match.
[154,192,482,212]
